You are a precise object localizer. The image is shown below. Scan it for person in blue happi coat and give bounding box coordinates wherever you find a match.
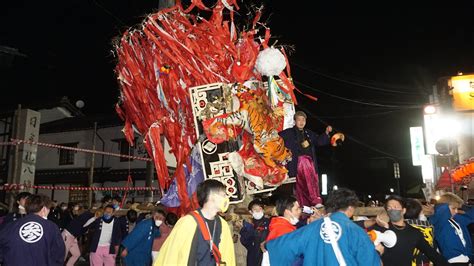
[120,207,162,266]
[266,188,383,266]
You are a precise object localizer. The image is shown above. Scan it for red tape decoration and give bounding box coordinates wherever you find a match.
[0,184,159,191]
[6,139,153,162]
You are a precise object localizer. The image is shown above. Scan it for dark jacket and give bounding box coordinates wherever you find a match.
[0,214,65,266]
[60,210,74,230]
[88,217,122,254]
[48,207,62,229]
[240,217,270,266]
[65,211,94,238]
[279,126,329,177]
[115,216,134,239]
[0,212,26,230]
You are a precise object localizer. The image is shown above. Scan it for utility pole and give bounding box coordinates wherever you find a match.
[88,122,97,208]
[7,105,21,211]
[145,161,154,203]
[447,141,455,193]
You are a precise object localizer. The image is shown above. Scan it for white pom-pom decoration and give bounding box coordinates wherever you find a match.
[255,47,286,77]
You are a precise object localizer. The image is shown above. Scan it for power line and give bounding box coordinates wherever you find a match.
[93,0,127,26]
[294,81,424,109]
[298,106,401,159]
[293,62,423,95]
[344,75,428,94]
[318,109,406,119]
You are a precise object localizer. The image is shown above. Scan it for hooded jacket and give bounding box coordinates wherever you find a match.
[430,203,474,261]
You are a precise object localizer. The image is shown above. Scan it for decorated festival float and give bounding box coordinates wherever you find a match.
[114,0,325,215]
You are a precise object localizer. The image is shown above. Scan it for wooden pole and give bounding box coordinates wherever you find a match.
[88,122,97,208]
[145,161,154,203]
[7,105,21,212]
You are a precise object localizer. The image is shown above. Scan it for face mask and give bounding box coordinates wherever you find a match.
[387,209,403,222]
[252,211,264,220]
[155,220,163,227]
[419,213,427,221]
[113,204,120,210]
[289,215,299,225]
[103,214,113,222]
[215,194,229,213]
[18,205,26,214]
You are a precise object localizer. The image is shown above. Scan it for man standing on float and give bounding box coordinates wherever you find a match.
[279,111,332,206]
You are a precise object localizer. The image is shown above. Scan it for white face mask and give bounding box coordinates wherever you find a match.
[42,207,49,219]
[289,215,299,225]
[18,205,26,214]
[252,211,264,220]
[155,220,163,227]
[419,213,427,221]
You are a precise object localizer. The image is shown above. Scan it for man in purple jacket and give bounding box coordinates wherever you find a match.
[279,111,332,206]
[0,194,65,266]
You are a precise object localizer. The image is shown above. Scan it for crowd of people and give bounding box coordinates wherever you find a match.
[0,193,177,266]
[0,110,473,265]
[0,181,474,265]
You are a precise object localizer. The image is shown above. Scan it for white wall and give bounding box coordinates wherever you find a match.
[53,186,70,204]
[35,124,174,205]
[37,125,177,171]
[95,126,177,169]
[37,131,91,169]
[94,126,147,170]
[36,185,53,199]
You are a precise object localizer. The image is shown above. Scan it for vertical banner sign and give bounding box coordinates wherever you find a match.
[14,109,41,192]
[410,127,425,166]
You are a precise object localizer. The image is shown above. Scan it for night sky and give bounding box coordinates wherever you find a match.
[2,1,473,199]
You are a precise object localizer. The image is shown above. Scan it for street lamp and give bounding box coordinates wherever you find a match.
[389,188,395,193]
[333,185,338,191]
[368,195,372,199]
[424,105,437,115]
